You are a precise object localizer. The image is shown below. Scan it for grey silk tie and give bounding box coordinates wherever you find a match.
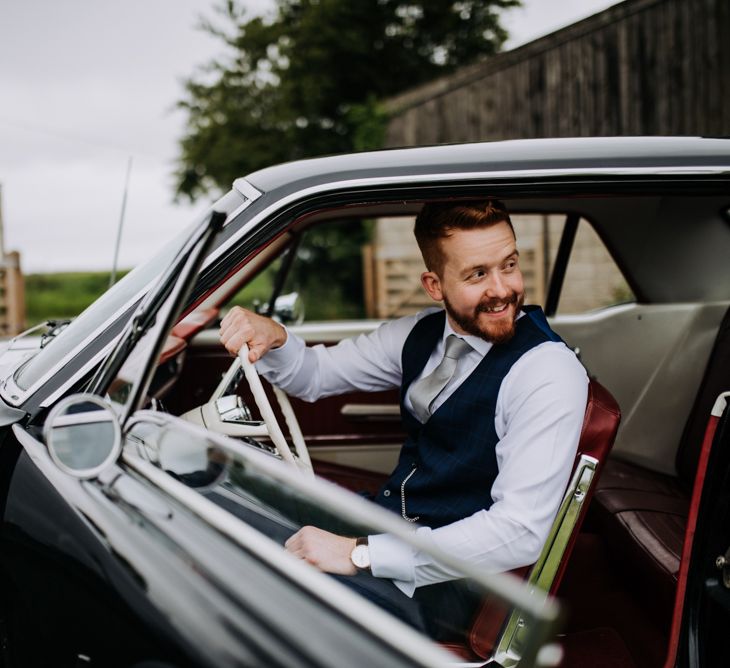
[410,334,472,423]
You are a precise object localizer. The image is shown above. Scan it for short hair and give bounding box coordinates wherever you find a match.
[414,199,515,274]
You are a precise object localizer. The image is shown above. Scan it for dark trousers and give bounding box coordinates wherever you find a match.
[331,571,480,640]
[206,488,479,640]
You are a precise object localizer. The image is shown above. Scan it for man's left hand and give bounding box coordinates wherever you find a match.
[285,526,356,575]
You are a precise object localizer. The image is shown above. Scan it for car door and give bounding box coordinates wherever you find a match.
[676,394,730,667]
[0,210,459,667]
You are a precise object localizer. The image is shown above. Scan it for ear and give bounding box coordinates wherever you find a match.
[421,271,443,302]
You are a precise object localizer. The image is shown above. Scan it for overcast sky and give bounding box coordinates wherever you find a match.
[0,0,619,274]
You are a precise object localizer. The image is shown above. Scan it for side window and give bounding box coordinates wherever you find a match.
[512,214,634,313]
[510,214,564,308]
[230,218,373,322]
[557,219,634,314]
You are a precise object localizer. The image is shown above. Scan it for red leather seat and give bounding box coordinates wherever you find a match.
[445,378,621,661]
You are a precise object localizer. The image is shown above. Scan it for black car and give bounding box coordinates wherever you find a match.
[1,137,729,667]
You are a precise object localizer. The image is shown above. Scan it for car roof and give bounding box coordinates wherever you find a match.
[244,136,730,195]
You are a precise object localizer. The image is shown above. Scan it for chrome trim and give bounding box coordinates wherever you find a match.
[220,182,262,227]
[14,421,451,665]
[1,189,262,408]
[712,391,730,417]
[340,403,401,420]
[53,411,112,427]
[43,393,122,480]
[233,178,263,203]
[39,339,118,408]
[492,454,598,667]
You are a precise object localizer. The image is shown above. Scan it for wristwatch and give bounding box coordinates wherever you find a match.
[350,536,371,572]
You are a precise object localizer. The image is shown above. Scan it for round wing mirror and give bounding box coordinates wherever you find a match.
[43,394,122,479]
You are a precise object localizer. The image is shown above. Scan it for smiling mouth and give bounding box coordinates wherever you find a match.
[482,303,509,314]
[477,299,514,316]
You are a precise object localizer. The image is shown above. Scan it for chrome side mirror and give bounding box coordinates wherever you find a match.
[254,291,304,326]
[43,393,121,479]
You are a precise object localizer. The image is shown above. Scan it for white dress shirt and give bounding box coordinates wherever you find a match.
[256,308,588,596]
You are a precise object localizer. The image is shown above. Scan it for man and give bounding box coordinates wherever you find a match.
[220,200,588,632]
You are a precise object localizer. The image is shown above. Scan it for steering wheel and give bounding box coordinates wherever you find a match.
[188,344,313,475]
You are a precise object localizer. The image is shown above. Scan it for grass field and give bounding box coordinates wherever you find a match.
[25,271,127,326]
[23,258,365,331]
[24,270,276,328]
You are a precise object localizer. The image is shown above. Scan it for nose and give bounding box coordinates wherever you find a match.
[485,270,509,299]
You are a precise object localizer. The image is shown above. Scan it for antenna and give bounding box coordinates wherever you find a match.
[110,156,133,288]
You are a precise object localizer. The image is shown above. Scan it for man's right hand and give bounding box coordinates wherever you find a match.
[219,306,287,363]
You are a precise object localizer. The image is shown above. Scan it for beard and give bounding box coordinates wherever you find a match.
[444,291,524,344]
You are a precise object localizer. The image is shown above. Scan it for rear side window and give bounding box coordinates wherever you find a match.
[508,214,633,313]
[556,219,634,314]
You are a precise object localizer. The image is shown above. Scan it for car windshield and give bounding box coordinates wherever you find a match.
[11,190,248,394]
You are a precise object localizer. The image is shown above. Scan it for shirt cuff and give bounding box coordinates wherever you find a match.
[369,532,417,597]
[254,328,300,373]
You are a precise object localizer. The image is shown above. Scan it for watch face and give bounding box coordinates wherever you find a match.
[351,544,371,570]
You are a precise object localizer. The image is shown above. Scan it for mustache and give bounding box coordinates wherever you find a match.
[475,292,519,314]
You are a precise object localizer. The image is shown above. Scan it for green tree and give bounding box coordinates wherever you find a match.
[177,0,519,320]
[176,0,520,199]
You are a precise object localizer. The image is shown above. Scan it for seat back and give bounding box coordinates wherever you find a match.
[466,379,621,662]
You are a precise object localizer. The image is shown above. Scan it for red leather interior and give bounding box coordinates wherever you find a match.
[158,335,186,364]
[592,305,730,622]
[457,379,621,660]
[171,308,219,340]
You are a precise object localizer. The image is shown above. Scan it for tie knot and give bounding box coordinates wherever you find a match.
[443,334,471,360]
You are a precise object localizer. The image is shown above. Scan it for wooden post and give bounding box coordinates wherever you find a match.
[4,252,25,335]
[362,243,375,319]
[0,185,26,336]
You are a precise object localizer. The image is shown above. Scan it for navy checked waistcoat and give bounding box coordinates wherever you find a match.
[373,306,563,528]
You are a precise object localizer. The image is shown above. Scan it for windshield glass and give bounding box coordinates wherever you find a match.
[12,190,247,394]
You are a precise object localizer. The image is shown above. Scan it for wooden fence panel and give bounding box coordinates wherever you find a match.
[384,0,730,145]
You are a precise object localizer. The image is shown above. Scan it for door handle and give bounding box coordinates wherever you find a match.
[340,404,401,422]
[716,547,730,588]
